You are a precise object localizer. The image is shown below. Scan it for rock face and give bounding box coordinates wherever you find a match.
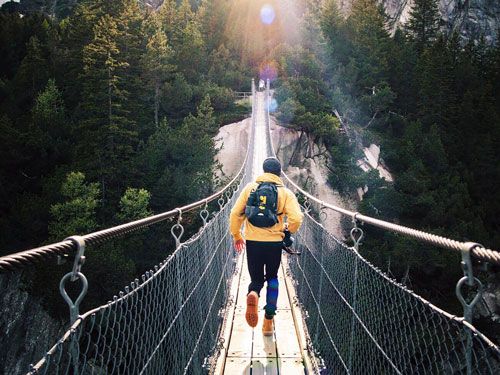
[0,274,65,375]
[214,115,355,239]
[476,271,500,344]
[339,0,499,43]
[6,0,165,17]
[270,120,357,239]
[214,118,251,179]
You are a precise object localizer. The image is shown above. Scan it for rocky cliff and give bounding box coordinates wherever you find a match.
[5,0,499,44]
[0,274,65,375]
[338,0,499,43]
[270,120,358,239]
[2,0,166,17]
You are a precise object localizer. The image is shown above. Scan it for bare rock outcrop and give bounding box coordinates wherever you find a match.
[0,274,65,375]
[214,118,251,180]
[270,120,356,240]
[337,0,499,43]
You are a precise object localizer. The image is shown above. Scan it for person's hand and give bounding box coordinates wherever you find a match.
[234,239,246,254]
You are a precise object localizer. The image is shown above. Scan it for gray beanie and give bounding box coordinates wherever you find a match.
[263,157,281,176]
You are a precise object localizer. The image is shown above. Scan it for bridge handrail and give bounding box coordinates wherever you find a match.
[0,124,251,274]
[263,81,500,265]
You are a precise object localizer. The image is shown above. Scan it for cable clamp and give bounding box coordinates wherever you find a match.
[319,201,328,222]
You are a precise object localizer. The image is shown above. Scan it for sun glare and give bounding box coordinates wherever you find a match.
[260,4,276,25]
[224,0,301,69]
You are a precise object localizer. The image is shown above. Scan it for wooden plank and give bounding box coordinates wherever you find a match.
[274,309,302,358]
[236,269,291,310]
[250,358,279,375]
[223,358,251,374]
[213,251,245,374]
[281,257,316,373]
[226,310,253,358]
[252,311,277,358]
[277,358,306,374]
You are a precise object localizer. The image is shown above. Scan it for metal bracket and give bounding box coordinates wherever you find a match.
[67,236,86,281]
[350,213,364,251]
[319,201,328,222]
[171,208,184,248]
[218,196,225,210]
[200,200,210,226]
[59,236,88,324]
[303,197,311,213]
[456,242,484,323]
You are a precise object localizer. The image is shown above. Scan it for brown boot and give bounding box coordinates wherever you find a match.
[262,316,273,336]
[245,291,259,328]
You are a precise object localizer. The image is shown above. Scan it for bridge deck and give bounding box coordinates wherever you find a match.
[217,252,308,374]
[214,91,310,374]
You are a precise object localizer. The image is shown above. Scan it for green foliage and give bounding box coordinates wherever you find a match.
[281,0,500,322]
[405,0,441,51]
[49,172,100,239]
[117,188,152,222]
[33,79,65,125]
[0,0,252,316]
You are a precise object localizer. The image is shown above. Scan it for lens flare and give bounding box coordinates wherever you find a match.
[259,61,278,82]
[268,98,278,113]
[260,4,275,25]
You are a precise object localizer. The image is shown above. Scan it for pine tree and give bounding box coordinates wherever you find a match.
[117,188,152,222]
[198,0,228,52]
[348,0,391,88]
[30,79,69,171]
[15,36,48,102]
[79,14,137,204]
[406,0,441,52]
[49,172,100,240]
[173,19,205,81]
[157,0,177,39]
[143,21,173,128]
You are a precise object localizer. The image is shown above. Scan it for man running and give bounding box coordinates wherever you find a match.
[229,157,303,335]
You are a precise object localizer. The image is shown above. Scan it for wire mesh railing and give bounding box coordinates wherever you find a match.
[5,78,499,374]
[263,79,500,373]
[28,193,242,374]
[23,81,257,375]
[287,212,500,374]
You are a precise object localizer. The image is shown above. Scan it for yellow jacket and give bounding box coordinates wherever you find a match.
[229,173,304,242]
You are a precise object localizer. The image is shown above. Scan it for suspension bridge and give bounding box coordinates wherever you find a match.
[0,80,500,374]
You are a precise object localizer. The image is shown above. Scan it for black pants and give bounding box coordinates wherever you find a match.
[246,240,282,317]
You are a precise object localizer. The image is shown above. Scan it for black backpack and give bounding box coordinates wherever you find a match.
[245,182,279,227]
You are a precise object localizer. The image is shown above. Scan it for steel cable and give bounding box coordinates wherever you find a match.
[262,83,500,265]
[286,211,500,374]
[0,132,251,274]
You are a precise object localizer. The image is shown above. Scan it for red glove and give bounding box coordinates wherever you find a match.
[234,239,246,254]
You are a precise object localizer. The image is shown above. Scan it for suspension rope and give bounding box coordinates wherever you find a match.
[25,81,257,375]
[263,81,500,265]
[288,211,500,373]
[0,138,250,273]
[263,82,500,373]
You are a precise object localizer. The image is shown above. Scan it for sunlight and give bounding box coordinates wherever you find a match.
[224,0,301,68]
[260,4,275,25]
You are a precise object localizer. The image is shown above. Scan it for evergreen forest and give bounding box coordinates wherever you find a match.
[0,0,499,340]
